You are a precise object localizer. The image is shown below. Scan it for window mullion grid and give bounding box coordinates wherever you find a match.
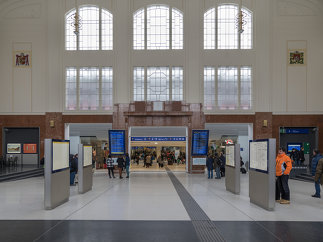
[99,67,102,110]
[76,7,79,50]
[169,66,172,101]
[144,8,147,50]
[169,7,172,50]
[99,7,102,50]
[215,66,218,110]
[215,8,217,50]
[238,5,241,49]
[144,67,147,101]
[76,67,80,110]
[238,66,241,109]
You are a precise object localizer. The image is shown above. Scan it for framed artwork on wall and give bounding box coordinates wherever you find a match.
[23,144,37,154]
[288,49,306,65]
[7,143,21,154]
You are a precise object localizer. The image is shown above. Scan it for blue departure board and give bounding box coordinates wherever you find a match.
[191,130,209,156]
[109,130,126,155]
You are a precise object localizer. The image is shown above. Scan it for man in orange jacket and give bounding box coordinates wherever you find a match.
[276,147,293,204]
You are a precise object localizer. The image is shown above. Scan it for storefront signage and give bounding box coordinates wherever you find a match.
[281,128,309,134]
[131,137,186,141]
[109,130,126,155]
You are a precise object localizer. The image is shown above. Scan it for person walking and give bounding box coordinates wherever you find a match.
[106,155,115,178]
[311,149,323,198]
[117,155,125,179]
[275,147,293,204]
[314,157,323,192]
[125,153,130,178]
[206,154,214,179]
[299,147,305,165]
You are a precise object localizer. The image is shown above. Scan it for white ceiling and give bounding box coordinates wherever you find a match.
[69,123,112,140]
[206,123,251,139]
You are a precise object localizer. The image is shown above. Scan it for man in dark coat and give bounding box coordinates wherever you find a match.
[117,155,125,179]
[206,155,214,179]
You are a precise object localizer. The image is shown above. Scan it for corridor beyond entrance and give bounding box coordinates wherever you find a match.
[129,126,188,172]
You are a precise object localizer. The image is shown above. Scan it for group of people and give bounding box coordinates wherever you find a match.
[275,147,323,205]
[206,152,226,179]
[105,153,130,179]
[289,147,305,166]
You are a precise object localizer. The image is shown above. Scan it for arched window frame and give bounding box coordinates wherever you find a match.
[133,5,184,50]
[203,4,253,50]
[65,5,113,51]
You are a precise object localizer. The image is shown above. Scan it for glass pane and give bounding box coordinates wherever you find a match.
[65,9,77,50]
[218,67,238,109]
[147,67,169,101]
[240,66,252,109]
[79,6,99,50]
[218,5,238,49]
[133,67,145,101]
[241,8,252,49]
[204,67,215,110]
[102,67,113,110]
[133,9,145,50]
[102,9,113,50]
[172,8,183,49]
[147,5,169,50]
[79,67,99,110]
[172,67,183,101]
[204,8,216,49]
[66,67,77,110]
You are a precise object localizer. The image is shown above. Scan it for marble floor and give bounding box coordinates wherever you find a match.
[0,170,322,241]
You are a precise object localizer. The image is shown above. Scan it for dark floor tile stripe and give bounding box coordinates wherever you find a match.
[166,168,225,242]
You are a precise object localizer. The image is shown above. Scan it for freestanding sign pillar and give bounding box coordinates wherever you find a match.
[249,138,276,211]
[78,144,93,194]
[44,139,70,210]
[225,144,240,194]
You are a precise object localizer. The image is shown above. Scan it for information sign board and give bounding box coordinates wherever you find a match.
[109,130,126,155]
[226,145,235,167]
[191,130,209,156]
[249,140,268,173]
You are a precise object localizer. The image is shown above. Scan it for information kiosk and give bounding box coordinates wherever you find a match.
[78,144,93,194]
[191,130,209,172]
[225,144,240,194]
[249,139,276,211]
[44,139,70,210]
[109,130,126,155]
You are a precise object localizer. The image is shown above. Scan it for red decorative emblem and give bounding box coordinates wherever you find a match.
[15,53,30,66]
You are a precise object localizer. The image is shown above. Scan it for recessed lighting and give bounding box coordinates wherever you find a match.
[155,142,158,144]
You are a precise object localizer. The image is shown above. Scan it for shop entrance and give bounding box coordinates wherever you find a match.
[128,126,188,172]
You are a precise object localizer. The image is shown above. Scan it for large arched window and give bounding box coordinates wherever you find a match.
[133,5,183,50]
[65,6,113,50]
[204,4,253,49]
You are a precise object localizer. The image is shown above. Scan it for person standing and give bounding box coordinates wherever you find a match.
[311,149,323,198]
[314,157,323,191]
[299,147,305,165]
[290,148,300,166]
[214,153,221,179]
[276,147,292,204]
[206,154,214,179]
[117,155,125,179]
[106,155,115,178]
[219,152,226,177]
[125,153,130,178]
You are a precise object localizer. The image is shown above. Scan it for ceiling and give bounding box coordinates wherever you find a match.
[206,123,251,139]
[69,123,112,140]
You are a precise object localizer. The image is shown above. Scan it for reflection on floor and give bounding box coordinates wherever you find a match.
[0,165,38,176]
[0,171,323,241]
[130,161,186,172]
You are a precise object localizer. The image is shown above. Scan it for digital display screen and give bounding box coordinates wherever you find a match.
[109,130,126,155]
[191,130,209,156]
[287,143,302,153]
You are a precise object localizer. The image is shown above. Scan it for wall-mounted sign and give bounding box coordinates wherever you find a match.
[281,128,309,134]
[109,130,126,155]
[14,51,31,67]
[131,137,186,142]
[191,130,209,156]
[23,144,37,153]
[192,158,206,165]
[7,143,21,154]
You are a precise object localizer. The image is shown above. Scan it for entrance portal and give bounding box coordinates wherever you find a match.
[129,126,188,172]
